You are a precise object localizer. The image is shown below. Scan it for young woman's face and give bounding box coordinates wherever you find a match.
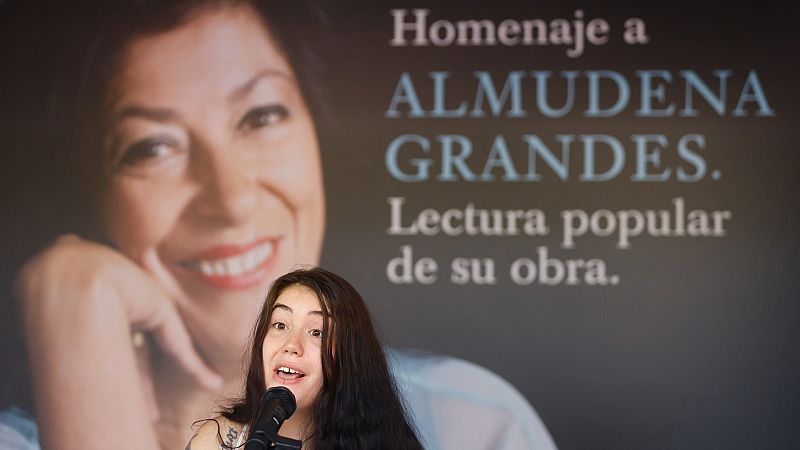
[100,4,325,368]
[262,285,326,413]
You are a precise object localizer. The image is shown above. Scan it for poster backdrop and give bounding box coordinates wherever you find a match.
[1,1,798,449]
[320,2,799,449]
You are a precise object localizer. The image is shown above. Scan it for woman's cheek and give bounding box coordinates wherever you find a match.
[270,152,322,205]
[102,179,190,260]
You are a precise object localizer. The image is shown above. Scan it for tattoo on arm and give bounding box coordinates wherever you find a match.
[225,426,240,448]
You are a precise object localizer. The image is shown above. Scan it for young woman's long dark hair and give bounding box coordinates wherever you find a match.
[222,267,423,450]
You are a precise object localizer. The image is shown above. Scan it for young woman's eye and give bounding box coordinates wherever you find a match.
[272,322,287,331]
[309,329,323,338]
[116,138,177,168]
[238,104,289,131]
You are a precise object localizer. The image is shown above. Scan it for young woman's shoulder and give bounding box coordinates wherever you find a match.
[185,416,247,450]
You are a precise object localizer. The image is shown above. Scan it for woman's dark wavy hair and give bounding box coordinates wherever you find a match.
[221,267,423,450]
[0,0,334,410]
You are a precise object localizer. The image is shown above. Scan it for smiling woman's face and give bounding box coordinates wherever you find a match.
[99,4,325,369]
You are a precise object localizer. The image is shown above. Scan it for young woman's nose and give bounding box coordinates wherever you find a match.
[282,331,303,356]
[191,144,257,224]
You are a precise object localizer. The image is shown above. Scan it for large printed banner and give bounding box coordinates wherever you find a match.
[322,3,799,448]
[1,1,798,449]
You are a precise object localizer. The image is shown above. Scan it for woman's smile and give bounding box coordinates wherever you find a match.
[177,236,281,289]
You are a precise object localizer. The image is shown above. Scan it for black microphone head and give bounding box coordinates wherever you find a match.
[262,386,297,420]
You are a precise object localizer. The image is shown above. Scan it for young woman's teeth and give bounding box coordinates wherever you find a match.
[188,242,273,276]
[277,366,304,378]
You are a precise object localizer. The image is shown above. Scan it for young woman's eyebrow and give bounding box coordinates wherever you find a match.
[271,303,324,317]
[229,69,293,104]
[272,303,292,313]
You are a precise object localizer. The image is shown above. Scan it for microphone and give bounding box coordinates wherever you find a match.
[244,386,299,450]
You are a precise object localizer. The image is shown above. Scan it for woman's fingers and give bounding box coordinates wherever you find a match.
[132,332,161,421]
[140,298,224,390]
[17,236,163,449]
[22,235,223,391]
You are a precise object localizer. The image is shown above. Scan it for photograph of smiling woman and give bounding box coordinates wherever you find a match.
[1,2,328,449]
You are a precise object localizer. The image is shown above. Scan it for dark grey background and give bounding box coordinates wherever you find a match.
[320,2,800,449]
